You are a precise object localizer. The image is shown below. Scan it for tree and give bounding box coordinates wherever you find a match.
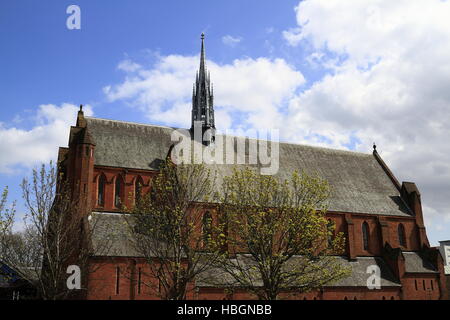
[213,168,350,300]
[0,162,111,300]
[0,186,18,269]
[127,159,225,300]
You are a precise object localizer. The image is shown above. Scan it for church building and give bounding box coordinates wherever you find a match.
[57,34,448,300]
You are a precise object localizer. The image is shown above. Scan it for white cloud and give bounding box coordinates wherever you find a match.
[117,59,142,72]
[222,35,242,47]
[281,0,450,243]
[104,55,305,131]
[282,27,302,47]
[0,103,93,173]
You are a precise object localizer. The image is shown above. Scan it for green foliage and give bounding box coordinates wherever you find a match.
[0,186,16,236]
[129,159,225,300]
[215,168,350,300]
[0,186,17,282]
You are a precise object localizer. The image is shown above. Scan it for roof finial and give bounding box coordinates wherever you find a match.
[76,104,86,127]
[201,32,205,40]
[373,142,377,152]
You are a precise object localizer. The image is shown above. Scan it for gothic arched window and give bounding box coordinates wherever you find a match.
[114,175,124,208]
[362,222,370,251]
[202,211,212,244]
[398,223,406,247]
[327,219,334,247]
[135,176,143,205]
[97,174,106,206]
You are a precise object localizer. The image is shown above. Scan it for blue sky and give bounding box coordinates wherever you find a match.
[1,0,450,245]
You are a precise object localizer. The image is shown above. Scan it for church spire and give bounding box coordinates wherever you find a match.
[199,33,206,80]
[191,33,215,145]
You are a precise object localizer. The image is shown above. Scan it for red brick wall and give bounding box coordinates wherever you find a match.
[91,167,156,213]
[87,257,443,300]
[352,216,381,256]
[401,275,441,300]
[385,219,420,251]
[322,287,400,300]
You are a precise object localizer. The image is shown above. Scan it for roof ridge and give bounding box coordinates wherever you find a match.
[85,116,178,130]
[85,117,371,156]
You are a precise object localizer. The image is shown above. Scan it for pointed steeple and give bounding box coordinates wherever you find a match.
[199,32,206,80]
[191,33,215,145]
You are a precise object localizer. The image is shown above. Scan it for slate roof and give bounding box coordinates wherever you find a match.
[403,251,438,274]
[195,255,400,288]
[84,117,411,217]
[90,212,185,258]
[329,256,400,287]
[89,212,141,257]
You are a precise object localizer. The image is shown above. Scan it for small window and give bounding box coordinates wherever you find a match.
[415,279,418,290]
[423,280,426,290]
[431,280,434,291]
[398,223,406,247]
[97,174,106,206]
[362,222,370,251]
[390,296,395,300]
[382,296,386,300]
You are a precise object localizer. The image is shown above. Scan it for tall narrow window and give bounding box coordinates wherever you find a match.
[327,219,334,247]
[150,185,157,202]
[398,223,406,247]
[415,279,418,290]
[423,280,426,290]
[362,222,370,251]
[115,267,120,295]
[115,175,124,208]
[431,280,434,291]
[137,268,142,295]
[97,174,106,206]
[135,177,143,205]
[203,211,212,245]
